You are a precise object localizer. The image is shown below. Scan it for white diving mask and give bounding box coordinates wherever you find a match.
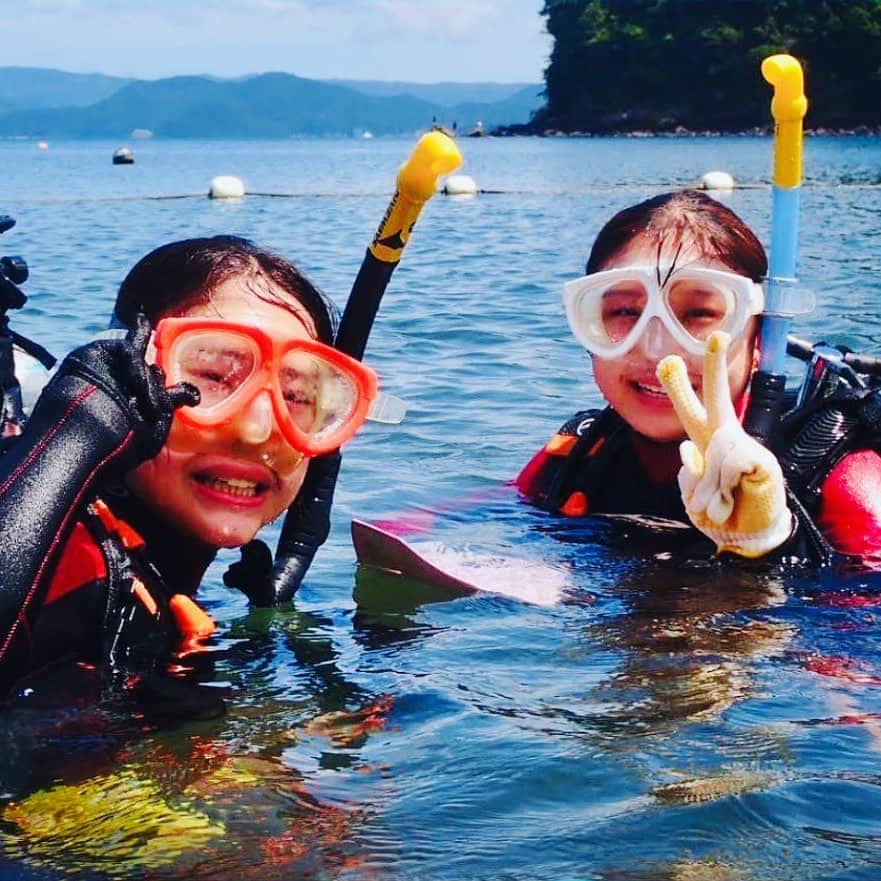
[563,264,765,359]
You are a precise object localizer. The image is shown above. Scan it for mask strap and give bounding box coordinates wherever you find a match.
[659,241,684,288]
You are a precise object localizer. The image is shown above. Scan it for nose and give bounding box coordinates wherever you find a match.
[235,390,275,445]
[637,316,679,360]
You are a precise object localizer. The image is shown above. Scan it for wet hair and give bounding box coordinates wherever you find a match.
[585,190,767,282]
[112,235,337,344]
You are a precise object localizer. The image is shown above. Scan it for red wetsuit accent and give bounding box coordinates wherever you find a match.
[816,448,881,561]
[45,520,108,604]
[9,501,216,683]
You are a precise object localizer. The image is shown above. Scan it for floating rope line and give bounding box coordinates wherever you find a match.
[7,181,881,206]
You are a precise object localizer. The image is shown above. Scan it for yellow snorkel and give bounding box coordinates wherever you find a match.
[335,131,462,355]
[254,131,463,603]
[764,54,807,189]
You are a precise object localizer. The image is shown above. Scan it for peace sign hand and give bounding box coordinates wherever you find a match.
[656,331,793,558]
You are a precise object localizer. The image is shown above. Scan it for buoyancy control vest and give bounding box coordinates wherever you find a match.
[8,490,217,699]
[83,498,216,679]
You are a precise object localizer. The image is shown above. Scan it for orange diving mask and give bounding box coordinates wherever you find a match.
[153,317,378,456]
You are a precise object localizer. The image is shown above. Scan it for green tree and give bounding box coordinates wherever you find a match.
[534,0,881,132]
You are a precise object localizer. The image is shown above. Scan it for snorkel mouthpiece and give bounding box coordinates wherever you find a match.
[762,55,807,189]
[396,131,463,203]
[369,132,462,265]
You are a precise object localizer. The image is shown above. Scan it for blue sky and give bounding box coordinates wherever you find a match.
[6,0,551,83]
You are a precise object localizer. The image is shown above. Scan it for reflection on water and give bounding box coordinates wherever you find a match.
[0,607,394,880]
[585,563,792,736]
[4,136,881,878]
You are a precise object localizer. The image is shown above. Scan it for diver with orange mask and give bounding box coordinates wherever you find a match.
[0,133,461,701]
[0,236,376,700]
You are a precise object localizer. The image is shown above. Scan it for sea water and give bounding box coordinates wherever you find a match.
[2,136,881,879]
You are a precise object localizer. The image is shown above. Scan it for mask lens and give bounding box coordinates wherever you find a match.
[172,331,257,410]
[279,350,359,439]
[599,280,649,346]
[665,278,736,346]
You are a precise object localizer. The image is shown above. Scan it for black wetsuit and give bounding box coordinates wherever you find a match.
[0,325,213,702]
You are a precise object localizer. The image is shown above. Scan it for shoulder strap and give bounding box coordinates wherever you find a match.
[80,500,152,658]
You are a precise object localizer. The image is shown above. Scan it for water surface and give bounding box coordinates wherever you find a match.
[3,135,881,880]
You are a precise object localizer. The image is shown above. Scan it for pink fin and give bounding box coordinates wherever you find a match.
[351,519,478,594]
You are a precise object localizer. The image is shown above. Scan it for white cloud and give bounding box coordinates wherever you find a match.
[345,0,509,40]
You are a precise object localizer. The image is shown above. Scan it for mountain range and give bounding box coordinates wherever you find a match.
[0,67,543,138]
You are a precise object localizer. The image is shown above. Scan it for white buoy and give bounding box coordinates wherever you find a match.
[442,174,478,196]
[698,171,735,191]
[209,175,245,199]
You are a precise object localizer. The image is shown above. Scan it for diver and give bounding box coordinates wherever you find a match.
[0,235,377,700]
[517,190,881,567]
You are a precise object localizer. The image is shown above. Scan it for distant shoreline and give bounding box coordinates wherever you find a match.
[2,127,879,143]
[492,125,881,138]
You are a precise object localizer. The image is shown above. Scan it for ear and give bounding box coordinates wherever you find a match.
[744,317,761,374]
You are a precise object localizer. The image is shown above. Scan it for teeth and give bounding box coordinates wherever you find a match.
[197,475,261,497]
[224,477,257,489]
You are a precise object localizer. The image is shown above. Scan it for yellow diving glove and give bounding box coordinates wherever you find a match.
[656,331,794,558]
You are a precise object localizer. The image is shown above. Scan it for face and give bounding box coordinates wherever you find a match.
[127,276,317,548]
[590,239,758,443]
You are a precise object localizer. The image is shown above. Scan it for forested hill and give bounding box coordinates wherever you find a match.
[0,70,542,138]
[525,0,881,134]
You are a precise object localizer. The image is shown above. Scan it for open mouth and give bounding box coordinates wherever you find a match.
[192,473,270,498]
[632,380,671,399]
[632,378,699,400]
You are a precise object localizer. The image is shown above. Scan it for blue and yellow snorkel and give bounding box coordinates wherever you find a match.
[743,54,809,446]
